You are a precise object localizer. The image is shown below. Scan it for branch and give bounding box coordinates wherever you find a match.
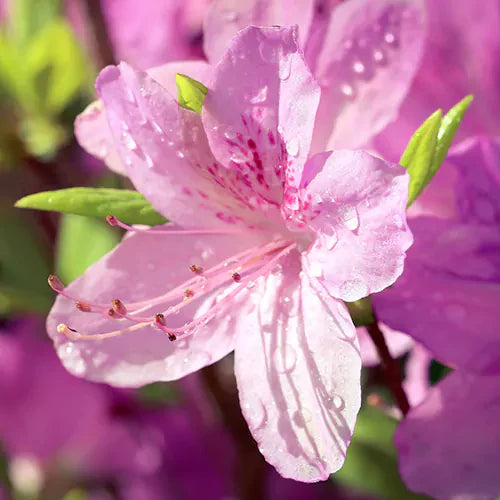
[365,318,410,416]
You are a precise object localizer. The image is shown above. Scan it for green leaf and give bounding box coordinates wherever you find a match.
[16,188,167,226]
[176,73,208,113]
[25,19,90,115]
[334,406,429,499]
[432,95,474,176]
[400,95,473,206]
[0,206,52,315]
[56,215,120,282]
[400,110,442,206]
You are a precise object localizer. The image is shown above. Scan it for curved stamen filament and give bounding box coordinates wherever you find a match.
[56,241,296,342]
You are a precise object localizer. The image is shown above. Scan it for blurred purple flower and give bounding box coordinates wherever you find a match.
[373,137,500,375]
[374,0,500,160]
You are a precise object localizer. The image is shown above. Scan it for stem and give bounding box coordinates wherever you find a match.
[82,0,116,67]
[365,317,410,416]
[201,361,267,500]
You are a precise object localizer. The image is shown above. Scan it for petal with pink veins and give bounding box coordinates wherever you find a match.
[47,229,267,387]
[202,26,320,206]
[310,0,426,152]
[234,253,361,481]
[395,371,500,500]
[203,0,315,65]
[301,150,412,302]
[373,217,500,375]
[96,62,275,229]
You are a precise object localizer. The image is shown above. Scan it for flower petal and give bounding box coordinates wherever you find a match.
[234,253,361,481]
[395,371,500,500]
[96,61,272,229]
[373,217,500,374]
[202,26,320,206]
[302,150,412,302]
[203,0,315,65]
[311,0,426,152]
[75,60,212,176]
[47,229,266,387]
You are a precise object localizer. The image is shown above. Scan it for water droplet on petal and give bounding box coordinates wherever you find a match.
[352,61,365,75]
[327,395,345,410]
[292,408,312,427]
[249,85,268,104]
[384,32,397,45]
[273,344,297,373]
[176,151,185,159]
[122,131,137,151]
[286,138,300,157]
[372,48,387,65]
[259,41,279,63]
[339,205,360,231]
[340,82,356,99]
[243,399,267,430]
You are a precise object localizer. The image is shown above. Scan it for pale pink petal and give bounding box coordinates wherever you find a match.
[234,253,361,481]
[311,0,426,152]
[202,26,320,206]
[302,150,412,302]
[96,62,271,229]
[357,323,413,367]
[47,229,266,387]
[75,60,212,176]
[203,0,314,65]
[373,217,500,375]
[396,372,500,500]
[402,343,431,407]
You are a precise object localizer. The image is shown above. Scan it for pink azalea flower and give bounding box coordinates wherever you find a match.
[395,370,500,500]
[373,137,500,375]
[76,0,426,174]
[203,0,426,152]
[374,0,500,161]
[48,26,412,481]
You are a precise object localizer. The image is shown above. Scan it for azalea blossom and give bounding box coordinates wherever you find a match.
[76,0,426,174]
[373,137,500,375]
[47,26,412,481]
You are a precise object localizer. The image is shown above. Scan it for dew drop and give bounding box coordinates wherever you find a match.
[273,344,297,373]
[144,154,154,168]
[292,408,312,427]
[222,10,237,22]
[327,395,345,410]
[352,61,365,75]
[176,151,185,159]
[259,41,279,63]
[224,130,237,141]
[244,399,267,430]
[372,48,387,65]
[384,32,397,45]
[122,131,137,151]
[340,82,355,99]
[286,138,300,157]
[249,85,268,104]
[339,205,359,231]
[247,281,256,289]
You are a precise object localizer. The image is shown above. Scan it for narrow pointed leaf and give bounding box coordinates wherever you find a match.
[431,95,474,177]
[175,73,208,114]
[400,110,442,206]
[15,188,167,226]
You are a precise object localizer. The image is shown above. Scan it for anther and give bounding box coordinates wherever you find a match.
[189,264,203,274]
[154,313,176,342]
[232,272,241,282]
[76,301,92,312]
[112,299,127,315]
[108,308,116,318]
[57,323,77,339]
[48,274,64,292]
[184,289,195,299]
[106,215,119,226]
